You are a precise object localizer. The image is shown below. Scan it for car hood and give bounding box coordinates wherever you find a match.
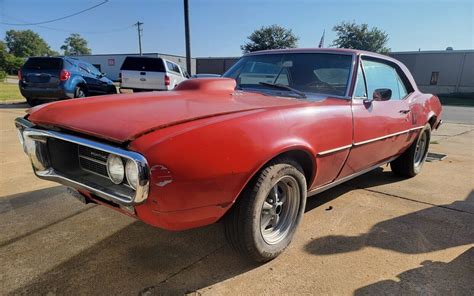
[27,78,306,143]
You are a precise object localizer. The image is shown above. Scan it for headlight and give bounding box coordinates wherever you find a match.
[125,159,138,190]
[107,154,124,184]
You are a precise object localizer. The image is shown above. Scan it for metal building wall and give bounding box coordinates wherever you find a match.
[390,50,474,95]
[196,58,238,74]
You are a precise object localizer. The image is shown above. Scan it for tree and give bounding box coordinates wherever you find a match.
[332,22,390,53]
[61,33,91,55]
[5,30,55,57]
[0,40,24,74]
[241,25,298,53]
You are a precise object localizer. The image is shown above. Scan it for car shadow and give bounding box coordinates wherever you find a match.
[305,167,406,213]
[305,190,474,255]
[10,219,259,295]
[4,186,260,294]
[354,247,474,295]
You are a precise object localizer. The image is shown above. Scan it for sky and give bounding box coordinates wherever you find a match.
[0,0,473,57]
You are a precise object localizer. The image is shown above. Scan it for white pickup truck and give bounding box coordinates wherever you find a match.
[119,56,189,92]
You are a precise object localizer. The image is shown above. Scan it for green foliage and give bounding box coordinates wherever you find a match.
[3,54,24,74]
[0,70,6,81]
[5,30,55,57]
[241,25,299,53]
[61,33,91,55]
[0,40,24,74]
[332,22,390,54]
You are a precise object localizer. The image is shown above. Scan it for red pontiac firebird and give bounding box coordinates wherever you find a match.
[15,48,442,262]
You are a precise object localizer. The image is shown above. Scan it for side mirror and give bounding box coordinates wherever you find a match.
[373,88,392,101]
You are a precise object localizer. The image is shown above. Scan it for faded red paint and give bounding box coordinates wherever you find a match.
[26,49,442,231]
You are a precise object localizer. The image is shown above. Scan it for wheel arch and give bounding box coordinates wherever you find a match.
[240,145,316,196]
[428,113,437,129]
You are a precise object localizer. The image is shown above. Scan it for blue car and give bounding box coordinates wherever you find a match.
[19,57,117,106]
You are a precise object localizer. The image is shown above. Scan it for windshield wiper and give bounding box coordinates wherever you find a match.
[259,82,307,99]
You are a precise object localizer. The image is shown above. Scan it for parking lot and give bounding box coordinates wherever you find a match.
[0,104,473,295]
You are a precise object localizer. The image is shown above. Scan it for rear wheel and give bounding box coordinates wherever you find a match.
[390,123,431,177]
[108,85,117,94]
[74,86,86,98]
[224,158,307,262]
[26,97,40,107]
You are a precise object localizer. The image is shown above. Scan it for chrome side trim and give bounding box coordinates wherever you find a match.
[317,144,352,156]
[15,118,150,205]
[316,126,423,156]
[307,156,398,197]
[353,126,423,147]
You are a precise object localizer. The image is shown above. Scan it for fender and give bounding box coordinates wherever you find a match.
[67,76,87,97]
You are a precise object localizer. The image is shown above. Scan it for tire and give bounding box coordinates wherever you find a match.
[224,158,307,262]
[390,123,431,177]
[74,86,87,98]
[108,85,117,94]
[26,97,40,107]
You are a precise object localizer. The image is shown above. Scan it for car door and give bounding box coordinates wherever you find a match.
[88,63,110,94]
[78,63,99,95]
[166,61,183,88]
[339,57,415,177]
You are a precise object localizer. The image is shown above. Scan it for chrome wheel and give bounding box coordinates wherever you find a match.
[260,176,301,245]
[414,131,428,166]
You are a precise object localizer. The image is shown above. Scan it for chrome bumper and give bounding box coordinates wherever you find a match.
[15,117,150,205]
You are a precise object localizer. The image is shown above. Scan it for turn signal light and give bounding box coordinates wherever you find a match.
[60,69,71,81]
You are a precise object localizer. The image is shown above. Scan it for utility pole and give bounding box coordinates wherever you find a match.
[183,0,191,74]
[135,21,144,55]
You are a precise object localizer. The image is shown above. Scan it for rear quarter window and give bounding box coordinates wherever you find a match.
[23,58,62,70]
[120,57,165,72]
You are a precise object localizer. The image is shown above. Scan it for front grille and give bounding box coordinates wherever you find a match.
[78,146,109,178]
[79,156,108,177]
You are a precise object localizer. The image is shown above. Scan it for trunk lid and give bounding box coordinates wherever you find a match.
[22,57,63,88]
[120,57,166,90]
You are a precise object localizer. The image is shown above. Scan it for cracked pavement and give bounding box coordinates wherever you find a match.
[1,104,473,295]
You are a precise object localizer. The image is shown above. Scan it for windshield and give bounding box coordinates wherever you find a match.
[223,53,353,97]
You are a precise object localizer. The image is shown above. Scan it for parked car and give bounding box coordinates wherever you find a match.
[19,57,116,106]
[15,48,442,262]
[119,56,188,92]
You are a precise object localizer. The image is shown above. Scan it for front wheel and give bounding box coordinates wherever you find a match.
[224,158,307,262]
[391,123,431,177]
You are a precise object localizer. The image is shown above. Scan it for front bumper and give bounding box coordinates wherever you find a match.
[15,117,150,205]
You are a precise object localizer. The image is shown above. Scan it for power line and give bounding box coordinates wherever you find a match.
[1,14,133,35]
[0,0,109,26]
[36,24,134,35]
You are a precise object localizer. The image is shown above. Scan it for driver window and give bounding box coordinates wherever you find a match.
[362,59,406,101]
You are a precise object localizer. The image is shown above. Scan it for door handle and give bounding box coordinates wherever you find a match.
[399,109,411,114]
